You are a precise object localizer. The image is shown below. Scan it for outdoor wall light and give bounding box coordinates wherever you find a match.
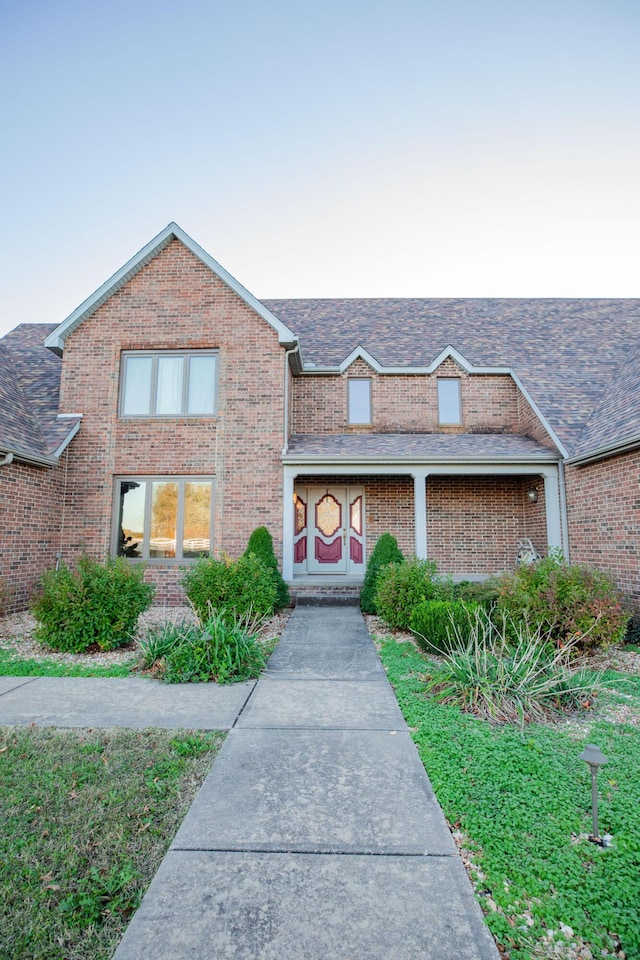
[527,488,538,503]
[579,744,608,842]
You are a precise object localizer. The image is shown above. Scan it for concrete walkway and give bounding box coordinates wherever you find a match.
[1,606,499,960]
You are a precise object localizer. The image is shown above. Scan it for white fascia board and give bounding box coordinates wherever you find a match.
[44,222,297,355]
[51,418,82,459]
[0,444,58,467]
[283,460,559,477]
[565,432,640,466]
[509,372,569,459]
[300,344,513,376]
[282,454,559,468]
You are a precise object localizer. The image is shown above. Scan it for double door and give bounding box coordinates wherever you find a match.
[293,485,365,575]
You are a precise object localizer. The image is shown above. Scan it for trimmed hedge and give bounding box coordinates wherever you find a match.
[410,599,480,653]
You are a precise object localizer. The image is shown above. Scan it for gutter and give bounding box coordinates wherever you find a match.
[564,432,640,467]
[282,342,300,455]
[282,453,560,467]
[0,451,14,467]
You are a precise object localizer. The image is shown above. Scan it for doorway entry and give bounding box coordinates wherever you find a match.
[293,485,365,576]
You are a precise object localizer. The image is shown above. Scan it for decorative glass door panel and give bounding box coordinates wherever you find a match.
[308,488,347,573]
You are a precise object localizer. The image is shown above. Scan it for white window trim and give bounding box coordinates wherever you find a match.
[348,378,372,425]
[119,350,219,418]
[113,475,215,563]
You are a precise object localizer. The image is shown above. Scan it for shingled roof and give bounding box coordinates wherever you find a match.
[264,297,640,459]
[0,324,80,464]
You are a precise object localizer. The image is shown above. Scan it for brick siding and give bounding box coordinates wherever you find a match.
[0,455,68,613]
[565,451,640,610]
[57,239,286,605]
[292,356,555,443]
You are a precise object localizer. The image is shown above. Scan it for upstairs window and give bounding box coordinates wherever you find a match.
[120,351,218,417]
[348,378,372,424]
[437,378,462,424]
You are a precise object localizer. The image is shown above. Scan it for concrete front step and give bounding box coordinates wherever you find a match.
[289,581,363,607]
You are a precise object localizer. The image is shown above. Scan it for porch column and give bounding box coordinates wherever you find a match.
[412,471,428,559]
[542,467,563,553]
[282,468,295,581]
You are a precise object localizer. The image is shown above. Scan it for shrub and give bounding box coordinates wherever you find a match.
[374,557,440,630]
[182,553,276,624]
[495,551,630,653]
[31,555,155,653]
[452,579,499,611]
[359,533,405,614]
[424,608,603,725]
[410,599,480,653]
[162,609,266,684]
[243,527,290,610]
[625,613,640,647]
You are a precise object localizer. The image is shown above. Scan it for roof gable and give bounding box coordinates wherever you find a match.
[44,223,297,356]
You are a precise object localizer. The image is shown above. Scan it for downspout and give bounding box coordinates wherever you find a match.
[0,452,14,467]
[282,343,300,455]
[558,459,570,563]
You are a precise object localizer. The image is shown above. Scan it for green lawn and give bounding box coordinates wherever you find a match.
[0,646,135,677]
[380,638,640,960]
[0,726,223,960]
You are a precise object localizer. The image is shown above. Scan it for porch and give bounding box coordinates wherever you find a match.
[282,433,564,583]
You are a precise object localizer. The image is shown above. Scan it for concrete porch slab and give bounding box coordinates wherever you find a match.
[112,850,499,960]
[171,727,456,855]
[236,678,405,729]
[0,676,255,729]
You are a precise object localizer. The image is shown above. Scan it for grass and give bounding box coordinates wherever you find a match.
[0,726,224,960]
[379,637,640,960]
[0,647,135,677]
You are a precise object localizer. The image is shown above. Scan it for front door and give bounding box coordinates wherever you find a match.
[293,485,365,575]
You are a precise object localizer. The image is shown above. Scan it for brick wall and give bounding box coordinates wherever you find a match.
[57,239,286,605]
[0,454,68,613]
[292,356,554,442]
[565,450,640,610]
[426,475,548,575]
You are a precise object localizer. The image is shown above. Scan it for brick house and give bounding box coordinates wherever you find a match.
[1,223,638,614]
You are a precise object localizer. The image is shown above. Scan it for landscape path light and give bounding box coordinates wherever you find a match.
[579,744,608,842]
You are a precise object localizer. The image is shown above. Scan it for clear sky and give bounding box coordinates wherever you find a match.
[1,0,639,339]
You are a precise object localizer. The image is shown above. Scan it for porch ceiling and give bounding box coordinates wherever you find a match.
[284,432,559,466]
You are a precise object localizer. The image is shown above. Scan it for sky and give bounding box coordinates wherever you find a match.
[1,0,639,339]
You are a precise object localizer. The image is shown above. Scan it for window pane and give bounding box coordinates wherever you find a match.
[348,379,371,424]
[118,481,146,557]
[438,379,461,424]
[122,356,152,415]
[150,481,178,557]
[156,357,183,415]
[187,356,216,414]
[183,482,212,557]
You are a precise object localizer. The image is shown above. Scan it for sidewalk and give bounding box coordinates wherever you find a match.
[1,606,499,959]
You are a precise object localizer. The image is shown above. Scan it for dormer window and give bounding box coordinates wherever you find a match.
[120,351,218,417]
[437,378,462,424]
[348,379,372,425]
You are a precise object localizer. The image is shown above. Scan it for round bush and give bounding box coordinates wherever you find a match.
[31,555,155,653]
[374,558,440,630]
[182,552,277,624]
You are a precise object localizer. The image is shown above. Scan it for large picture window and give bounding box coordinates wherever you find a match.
[120,351,218,417]
[115,477,214,561]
